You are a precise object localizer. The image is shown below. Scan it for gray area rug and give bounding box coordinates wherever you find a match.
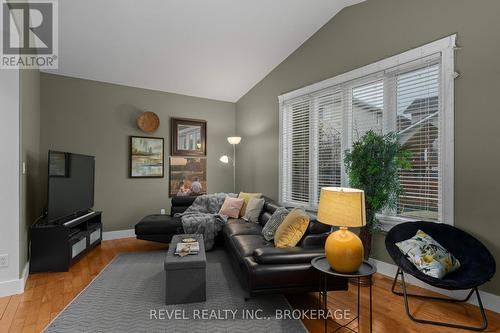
[43,249,308,332]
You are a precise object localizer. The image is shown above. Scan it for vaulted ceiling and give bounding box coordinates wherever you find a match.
[43,0,363,102]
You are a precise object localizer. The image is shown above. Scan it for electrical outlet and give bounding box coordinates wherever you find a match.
[160,208,166,215]
[0,254,8,268]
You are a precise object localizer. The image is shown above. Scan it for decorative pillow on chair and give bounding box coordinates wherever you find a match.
[238,192,262,217]
[396,229,461,279]
[261,207,288,241]
[242,198,265,223]
[219,197,245,218]
[274,208,310,248]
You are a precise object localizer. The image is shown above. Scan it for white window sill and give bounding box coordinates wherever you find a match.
[376,214,447,232]
[376,214,425,232]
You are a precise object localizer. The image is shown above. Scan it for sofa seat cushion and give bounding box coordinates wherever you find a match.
[242,256,347,292]
[253,247,324,265]
[231,235,273,257]
[224,221,263,239]
[135,215,183,236]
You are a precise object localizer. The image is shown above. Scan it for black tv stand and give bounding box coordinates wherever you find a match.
[30,212,102,272]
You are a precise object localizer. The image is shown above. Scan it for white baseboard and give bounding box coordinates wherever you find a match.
[102,229,135,241]
[370,258,500,313]
[0,262,29,298]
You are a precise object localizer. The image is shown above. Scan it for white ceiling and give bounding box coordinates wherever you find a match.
[44,0,362,102]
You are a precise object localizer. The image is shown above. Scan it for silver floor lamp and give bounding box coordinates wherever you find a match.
[219,136,241,193]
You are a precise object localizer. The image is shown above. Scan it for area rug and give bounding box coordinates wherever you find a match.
[43,249,307,332]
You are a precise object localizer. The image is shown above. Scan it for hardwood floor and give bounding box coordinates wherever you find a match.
[0,238,498,333]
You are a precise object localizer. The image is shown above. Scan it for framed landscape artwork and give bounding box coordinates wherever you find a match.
[169,157,207,197]
[130,136,164,178]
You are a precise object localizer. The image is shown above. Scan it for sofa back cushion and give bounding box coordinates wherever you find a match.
[258,200,281,226]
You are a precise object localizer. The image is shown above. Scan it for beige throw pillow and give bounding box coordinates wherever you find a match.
[238,192,262,217]
[243,198,265,223]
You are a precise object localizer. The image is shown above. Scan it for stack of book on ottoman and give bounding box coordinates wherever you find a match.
[175,239,200,256]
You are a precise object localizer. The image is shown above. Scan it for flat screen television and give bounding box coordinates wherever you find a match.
[47,151,95,223]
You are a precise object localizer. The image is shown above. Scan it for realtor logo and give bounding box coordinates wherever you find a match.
[1,0,58,69]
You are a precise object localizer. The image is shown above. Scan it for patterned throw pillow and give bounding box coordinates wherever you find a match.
[261,207,289,241]
[396,230,461,279]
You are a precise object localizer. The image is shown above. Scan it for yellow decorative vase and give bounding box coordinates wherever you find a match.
[325,227,364,273]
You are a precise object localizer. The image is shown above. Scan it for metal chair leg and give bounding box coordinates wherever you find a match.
[391,268,488,331]
[391,268,474,302]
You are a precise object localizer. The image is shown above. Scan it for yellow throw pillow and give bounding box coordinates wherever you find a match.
[274,208,310,248]
[238,192,262,217]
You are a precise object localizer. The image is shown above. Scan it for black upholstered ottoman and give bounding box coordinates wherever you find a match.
[134,214,184,243]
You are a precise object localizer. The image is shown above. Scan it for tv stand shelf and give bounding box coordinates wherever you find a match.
[30,212,102,272]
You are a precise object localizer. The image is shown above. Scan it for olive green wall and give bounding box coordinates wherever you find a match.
[40,73,236,232]
[20,69,42,276]
[235,0,500,295]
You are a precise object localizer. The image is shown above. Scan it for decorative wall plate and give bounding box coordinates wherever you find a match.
[137,112,160,133]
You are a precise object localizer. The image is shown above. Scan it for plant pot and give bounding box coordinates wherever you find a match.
[359,226,372,260]
[350,226,373,286]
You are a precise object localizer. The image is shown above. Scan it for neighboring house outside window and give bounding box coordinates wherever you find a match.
[279,35,455,229]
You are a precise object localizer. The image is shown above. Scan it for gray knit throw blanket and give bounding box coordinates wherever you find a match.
[175,193,236,250]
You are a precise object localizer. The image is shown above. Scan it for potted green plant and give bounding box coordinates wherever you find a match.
[344,130,411,260]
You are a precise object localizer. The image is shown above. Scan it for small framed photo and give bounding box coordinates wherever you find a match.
[130,136,164,178]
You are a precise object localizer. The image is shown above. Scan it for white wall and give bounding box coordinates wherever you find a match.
[0,69,22,296]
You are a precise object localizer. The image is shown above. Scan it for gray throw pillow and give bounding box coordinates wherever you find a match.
[243,198,265,223]
[262,207,289,241]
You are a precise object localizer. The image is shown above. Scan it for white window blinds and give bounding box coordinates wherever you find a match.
[281,98,310,205]
[316,90,343,200]
[396,64,440,221]
[281,89,344,208]
[351,80,384,141]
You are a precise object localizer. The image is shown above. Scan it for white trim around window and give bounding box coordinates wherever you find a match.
[278,35,456,229]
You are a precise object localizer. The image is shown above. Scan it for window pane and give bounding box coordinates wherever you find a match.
[397,64,440,221]
[351,80,384,141]
[316,91,343,202]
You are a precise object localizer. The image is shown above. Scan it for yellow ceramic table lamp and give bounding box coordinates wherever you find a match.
[317,187,366,273]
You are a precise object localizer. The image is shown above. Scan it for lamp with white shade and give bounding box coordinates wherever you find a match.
[219,136,241,192]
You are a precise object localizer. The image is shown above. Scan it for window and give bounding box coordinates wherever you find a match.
[279,35,455,226]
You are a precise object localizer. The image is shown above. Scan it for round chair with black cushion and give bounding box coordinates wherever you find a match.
[385,221,496,331]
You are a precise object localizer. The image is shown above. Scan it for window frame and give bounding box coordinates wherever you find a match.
[278,35,456,229]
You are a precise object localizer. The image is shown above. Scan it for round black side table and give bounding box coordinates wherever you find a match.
[311,256,376,333]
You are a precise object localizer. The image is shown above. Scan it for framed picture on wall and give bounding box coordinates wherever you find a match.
[169,157,207,197]
[171,117,207,156]
[130,136,164,178]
